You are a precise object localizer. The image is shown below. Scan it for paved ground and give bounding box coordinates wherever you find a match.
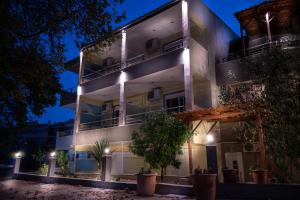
[0,180,193,200]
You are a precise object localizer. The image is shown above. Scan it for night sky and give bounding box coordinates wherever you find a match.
[37,0,264,124]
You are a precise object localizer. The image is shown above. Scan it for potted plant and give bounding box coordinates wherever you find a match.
[250,165,268,184]
[136,168,157,196]
[89,138,109,180]
[222,167,239,183]
[193,167,217,200]
[130,111,192,196]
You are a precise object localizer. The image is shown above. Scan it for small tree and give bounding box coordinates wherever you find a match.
[89,138,109,178]
[32,148,46,168]
[57,151,68,176]
[130,111,192,182]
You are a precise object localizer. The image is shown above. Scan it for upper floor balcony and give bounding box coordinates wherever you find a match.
[60,86,77,108]
[216,34,300,85]
[79,1,184,94]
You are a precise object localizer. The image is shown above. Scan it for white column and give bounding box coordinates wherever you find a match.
[72,50,84,173]
[182,0,194,111]
[73,51,84,139]
[101,155,112,181]
[14,157,21,174]
[119,30,127,126]
[47,158,56,177]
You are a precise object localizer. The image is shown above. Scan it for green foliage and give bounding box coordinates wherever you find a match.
[57,151,68,177]
[32,148,46,168]
[38,163,49,175]
[89,138,109,171]
[219,46,300,174]
[130,112,192,182]
[0,0,126,129]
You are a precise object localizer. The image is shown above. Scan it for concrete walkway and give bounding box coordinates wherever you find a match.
[0,179,193,200]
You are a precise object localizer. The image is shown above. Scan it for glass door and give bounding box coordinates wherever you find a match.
[164,92,185,113]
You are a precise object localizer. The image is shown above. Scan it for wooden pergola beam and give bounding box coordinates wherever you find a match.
[176,105,267,170]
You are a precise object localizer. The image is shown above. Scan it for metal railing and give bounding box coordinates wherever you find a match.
[127,54,145,66]
[126,105,185,125]
[82,62,121,82]
[163,38,184,52]
[79,117,119,131]
[220,35,299,63]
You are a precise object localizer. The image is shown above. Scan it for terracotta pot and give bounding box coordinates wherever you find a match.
[222,169,239,183]
[193,174,217,200]
[136,173,157,196]
[251,170,268,184]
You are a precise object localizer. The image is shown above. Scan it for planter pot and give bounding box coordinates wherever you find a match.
[222,169,239,183]
[136,173,157,196]
[251,170,268,184]
[193,174,217,200]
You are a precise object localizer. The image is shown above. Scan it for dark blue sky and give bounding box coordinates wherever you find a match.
[37,0,264,124]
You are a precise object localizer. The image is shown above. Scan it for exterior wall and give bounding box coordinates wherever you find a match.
[189,0,238,107]
[55,135,73,150]
[75,124,141,147]
[70,0,239,177]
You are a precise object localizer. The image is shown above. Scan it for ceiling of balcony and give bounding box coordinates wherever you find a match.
[126,3,182,57]
[84,65,184,103]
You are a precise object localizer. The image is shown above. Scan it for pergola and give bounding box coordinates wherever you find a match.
[176,105,266,174]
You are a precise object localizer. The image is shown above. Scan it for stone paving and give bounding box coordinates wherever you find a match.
[0,180,193,200]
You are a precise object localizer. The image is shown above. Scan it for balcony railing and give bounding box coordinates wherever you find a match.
[78,105,185,131]
[126,105,185,124]
[60,86,77,106]
[126,38,184,67]
[79,116,119,131]
[82,63,121,82]
[220,35,299,63]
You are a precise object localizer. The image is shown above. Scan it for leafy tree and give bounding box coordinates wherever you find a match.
[0,0,125,159]
[89,138,109,178]
[130,112,192,182]
[32,148,46,168]
[0,0,125,127]
[219,46,300,179]
[57,151,68,176]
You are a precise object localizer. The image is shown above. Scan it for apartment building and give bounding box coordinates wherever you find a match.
[61,0,239,179]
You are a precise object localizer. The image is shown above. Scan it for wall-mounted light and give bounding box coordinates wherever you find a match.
[119,71,127,83]
[104,148,110,154]
[50,151,56,158]
[14,151,23,158]
[206,134,214,143]
[77,85,82,96]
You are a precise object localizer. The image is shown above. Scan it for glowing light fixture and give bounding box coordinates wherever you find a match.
[15,151,22,158]
[50,151,56,158]
[206,134,214,143]
[120,71,127,83]
[104,148,110,154]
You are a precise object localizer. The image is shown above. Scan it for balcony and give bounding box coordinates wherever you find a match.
[80,2,183,94]
[79,105,185,131]
[219,34,300,63]
[60,86,77,108]
[216,34,300,85]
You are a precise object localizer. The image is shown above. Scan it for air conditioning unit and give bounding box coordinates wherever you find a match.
[102,57,114,66]
[148,88,161,101]
[146,38,161,52]
[101,102,113,112]
[243,143,259,152]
